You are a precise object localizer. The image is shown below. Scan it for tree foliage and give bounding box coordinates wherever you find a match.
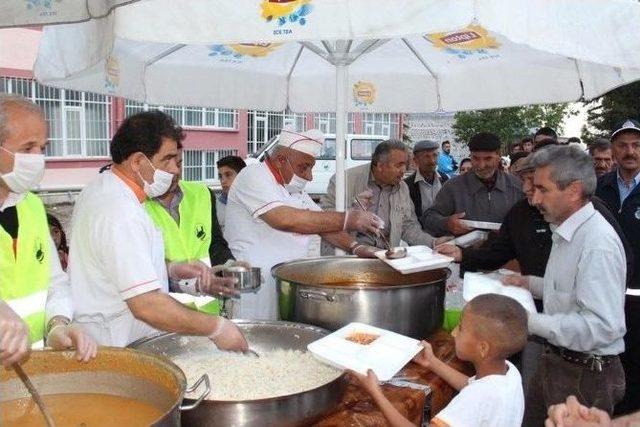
[452,104,569,149]
[582,81,640,140]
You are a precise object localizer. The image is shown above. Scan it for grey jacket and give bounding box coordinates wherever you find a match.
[321,163,434,248]
[422,171,524,237]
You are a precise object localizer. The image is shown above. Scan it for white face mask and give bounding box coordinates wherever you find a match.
[138,156,174,198]
[284,158,309,193]
[0,146,45,194]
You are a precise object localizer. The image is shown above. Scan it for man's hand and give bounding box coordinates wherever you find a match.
[47,323,98,362]
[349,369,382,396]
[168,261,239,297]
[209,317,248,352]
[344,210,385,235]
[545,396,612,427]
[435,243,461,262]
[446,212,473,236]
[0,301,30,368]
[501,274,530,290]
[352,244,380,258]
[412,340,438,369]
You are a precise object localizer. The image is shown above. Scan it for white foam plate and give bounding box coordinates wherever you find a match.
[307,322,422,381]
[462,272,537,313]
[375,245,453,274]
[459,220,502,231]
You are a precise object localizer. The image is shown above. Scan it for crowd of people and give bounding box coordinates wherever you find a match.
[1,91,639,426]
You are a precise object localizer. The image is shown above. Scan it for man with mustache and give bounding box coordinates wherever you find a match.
[590,139,615,178]
[422,132,524,237]
[596,119,640,415]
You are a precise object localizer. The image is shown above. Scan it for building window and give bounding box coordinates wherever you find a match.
[1,77,111,158]
[124,100,237,130]
[312,113,355,135]
[182,149,239,184]
[362,113,400,139]
[247,110,307,154]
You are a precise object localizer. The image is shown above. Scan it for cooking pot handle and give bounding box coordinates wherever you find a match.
[180,374,211,411]
[299,289,335,302]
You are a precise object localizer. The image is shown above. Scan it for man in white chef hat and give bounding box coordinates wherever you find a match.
[224,126,384,320]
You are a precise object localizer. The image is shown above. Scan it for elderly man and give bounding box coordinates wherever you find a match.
[590,138,615,178]
[505,146,626,427]
[224,127,383,320]
[596,119,640,415]
[70,110,247,350]
[321,140,435,252]
[0,95,96,367]
[404,140,449,225]
[422,132,524,237]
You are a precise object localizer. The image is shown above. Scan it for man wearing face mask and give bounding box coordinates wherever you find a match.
[69,111,248,350]
[422,132,524,237]
[0,95,97,367]
[224,126,384,320]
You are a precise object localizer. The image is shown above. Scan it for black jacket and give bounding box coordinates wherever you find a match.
[461,197,633,284]
[596,170,640,288]
[404,171,448,225]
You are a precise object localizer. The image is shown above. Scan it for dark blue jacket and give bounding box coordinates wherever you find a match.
[596,170,640,289]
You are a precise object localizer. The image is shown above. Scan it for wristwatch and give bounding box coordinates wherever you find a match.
[46,316,70,334]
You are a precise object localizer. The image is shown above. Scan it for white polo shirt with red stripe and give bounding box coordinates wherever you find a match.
[224,161,320,320]
[68,169,167,346]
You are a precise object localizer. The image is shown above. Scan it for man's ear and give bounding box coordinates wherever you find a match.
[478,340,490,359]
[129,151,146,173]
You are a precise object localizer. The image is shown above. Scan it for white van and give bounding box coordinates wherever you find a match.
[246,133,388,196]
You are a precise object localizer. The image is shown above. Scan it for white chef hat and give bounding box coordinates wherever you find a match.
[277,125,324,157]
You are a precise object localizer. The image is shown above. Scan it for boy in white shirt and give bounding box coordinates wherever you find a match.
[353,293,528,427]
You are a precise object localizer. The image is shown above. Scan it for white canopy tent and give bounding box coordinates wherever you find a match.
[31,0,640,210]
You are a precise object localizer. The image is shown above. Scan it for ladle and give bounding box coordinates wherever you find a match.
[353,196,407,259]
[14,363,56,427]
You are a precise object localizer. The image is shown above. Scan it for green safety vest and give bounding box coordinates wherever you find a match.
[0,193,50,345]
[144,181,213,263]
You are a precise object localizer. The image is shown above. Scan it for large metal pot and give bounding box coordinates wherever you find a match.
[0,347,209,427]
[274,257,449,339]
[130,320,348,427]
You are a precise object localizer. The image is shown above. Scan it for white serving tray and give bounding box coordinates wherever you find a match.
[375,245,453,274]
[459,219,502,231]
[307,322,422,381]
[462,272,537,313]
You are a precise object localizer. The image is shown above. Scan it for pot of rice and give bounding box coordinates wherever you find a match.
[129,320,347,427]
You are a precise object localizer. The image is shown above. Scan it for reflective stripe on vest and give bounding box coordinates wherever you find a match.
[0,192,50,344]
[144,181,212,262]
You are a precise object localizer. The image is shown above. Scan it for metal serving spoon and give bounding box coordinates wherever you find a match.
[353,196,407,259]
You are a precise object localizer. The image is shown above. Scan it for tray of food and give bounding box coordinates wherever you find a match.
[307,322,422,381]
[374,245,453,274]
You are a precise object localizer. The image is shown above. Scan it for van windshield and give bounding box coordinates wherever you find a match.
[316,138,384,160]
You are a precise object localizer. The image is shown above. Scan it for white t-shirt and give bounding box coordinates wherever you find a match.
[69,171,168,347]
[224,162,320,320]
[433,361,524,427]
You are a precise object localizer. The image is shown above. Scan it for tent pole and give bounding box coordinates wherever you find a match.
[334,63,347,255]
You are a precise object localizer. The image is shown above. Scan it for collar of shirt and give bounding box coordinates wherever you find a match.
[0,192,26,212]
[467,170,505,194]
[157,186,183,223]
[414,168,438,185]
[368,169,400,193]
[553,202,595,243]
[219,192,228,205]
[111,165,146,203]
[265,157,285,186]
[616,169,640,191]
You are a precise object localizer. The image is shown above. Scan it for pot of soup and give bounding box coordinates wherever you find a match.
[0,347,209,427]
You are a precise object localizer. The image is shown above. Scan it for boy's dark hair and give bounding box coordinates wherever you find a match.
[216,155,247,174]
[466,294,528,359]
[110,110,184,164]
[459,158,471,168]
[534,127,558,142]
[567,137,581,144]
[521,137,533,145]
